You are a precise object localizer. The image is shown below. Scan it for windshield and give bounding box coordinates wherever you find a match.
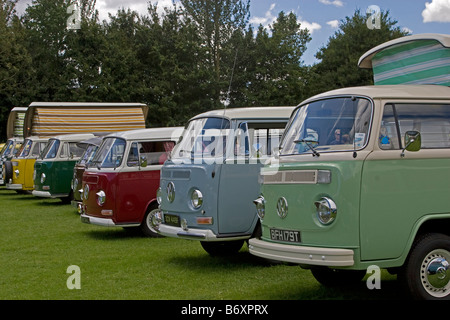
[1,140,15,157]
[80,144,99,165]
[281,97,372,155]
[41,139,60,159]
[172,117,230,160]
[17,139,33,158]
[91,138,126,168]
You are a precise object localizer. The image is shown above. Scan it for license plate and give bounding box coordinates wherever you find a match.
[270,228,301,243]
[164,214,180,227]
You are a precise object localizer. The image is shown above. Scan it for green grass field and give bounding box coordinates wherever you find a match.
[0,186,403,300]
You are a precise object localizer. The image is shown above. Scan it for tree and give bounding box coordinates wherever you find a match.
[308,9,409,96]
[229,11,311,107]
[180,0,250,103]
[0,0,33,140]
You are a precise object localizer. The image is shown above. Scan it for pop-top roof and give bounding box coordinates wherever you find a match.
[358,33,450,86]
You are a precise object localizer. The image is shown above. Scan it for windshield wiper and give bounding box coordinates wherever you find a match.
[294,139,320,157]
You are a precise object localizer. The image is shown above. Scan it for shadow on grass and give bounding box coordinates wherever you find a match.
[83,228,150,241]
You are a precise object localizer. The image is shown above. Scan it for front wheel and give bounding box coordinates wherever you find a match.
[140,207,164,238]
[400,233,450,300]
[200,240,244,256]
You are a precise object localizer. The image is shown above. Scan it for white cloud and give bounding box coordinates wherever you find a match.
[96,0,178,21]
[422,0,450,23]
[326,20,339,28]
[249,3,277,26]
[250,3,321,34]
[300,20,322,33]
[318,0,344,7]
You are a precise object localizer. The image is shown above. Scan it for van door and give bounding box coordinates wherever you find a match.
[360,103,450,261]
[217,122,285,235]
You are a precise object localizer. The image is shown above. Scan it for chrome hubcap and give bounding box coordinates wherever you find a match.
[421,249,450,298]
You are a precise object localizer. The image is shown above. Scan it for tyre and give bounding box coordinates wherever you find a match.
[400,233,450,300]
[200,240,244,256]
[140,207,164,238]
[4,161,13,183]
[311,267,366,287]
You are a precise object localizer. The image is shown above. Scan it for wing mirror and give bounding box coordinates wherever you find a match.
[401,131,421,158]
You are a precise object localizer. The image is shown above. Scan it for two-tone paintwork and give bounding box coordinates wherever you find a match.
[249,85,450,271]
[32,133,95,201]
[156,107,295,253]
[79,127,182,234]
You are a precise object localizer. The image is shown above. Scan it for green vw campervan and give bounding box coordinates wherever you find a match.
[249,34,450,300]
[33,133,95,202]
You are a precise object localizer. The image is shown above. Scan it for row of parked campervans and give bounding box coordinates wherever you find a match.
[150,34,450,301]
[2,34,450,300]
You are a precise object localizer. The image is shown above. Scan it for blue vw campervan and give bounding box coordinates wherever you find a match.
[154,106,294,255]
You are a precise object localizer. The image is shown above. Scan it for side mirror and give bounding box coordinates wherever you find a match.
[401,131,421,157]
[140,156,148,168]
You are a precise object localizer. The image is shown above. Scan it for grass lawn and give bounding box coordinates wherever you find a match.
[0,186,404,301]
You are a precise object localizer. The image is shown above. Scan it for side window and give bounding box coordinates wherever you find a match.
[31,142,41,156]
[381,103,450,149]
[69,142,86,158]
[235,122,285,158]
[59,142,68,158]
[139,141,176,165]
[127,142,139,167]
[127,141,176,167]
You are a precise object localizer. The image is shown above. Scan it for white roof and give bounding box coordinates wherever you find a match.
[105,127,184,141]
[300,84,450,105]
[49,133,96,142]
[358,33,450,69]
[190,106,295,121]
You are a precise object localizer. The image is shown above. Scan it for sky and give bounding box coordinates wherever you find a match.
[14,0,450,65]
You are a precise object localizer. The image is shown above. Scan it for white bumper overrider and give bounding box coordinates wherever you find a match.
[248,238,354,267]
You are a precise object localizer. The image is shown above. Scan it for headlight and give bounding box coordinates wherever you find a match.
[73,178,78,191]
[156,187,162,204]
[83,184,90,200]
[40,173,46,184]
[166,182,175,203]
[253,195,265,219]
[96,190,106,206]
[315,197,337,225]
[190,189,203,209]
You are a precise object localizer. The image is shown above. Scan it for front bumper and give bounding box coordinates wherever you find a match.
[248,238,354,267]
[6,183,23,190]
[32,190,53,198]
[80,214,139,228]
[157,223,250,242]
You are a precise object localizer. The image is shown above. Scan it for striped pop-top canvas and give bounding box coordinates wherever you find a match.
[370,39,450,86]
[29,105,147,137]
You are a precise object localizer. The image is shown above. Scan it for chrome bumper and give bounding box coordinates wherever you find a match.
[157,223,250,242]
[248,238,354,267]
[80,214,139,228]
[6,183,23,190]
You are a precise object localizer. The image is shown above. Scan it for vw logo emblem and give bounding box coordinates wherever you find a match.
[277,197,288,219]
[167,182,175,203]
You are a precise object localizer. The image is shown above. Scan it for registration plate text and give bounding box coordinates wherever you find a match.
[270,228,301,243]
